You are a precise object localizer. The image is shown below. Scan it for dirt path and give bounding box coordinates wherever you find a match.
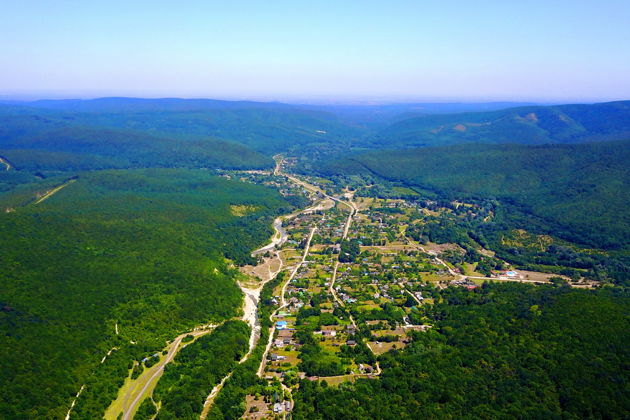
[35,179,77,204]
[65,344,122,419]
[252,217,287,256]
[105,326,217,420]
[403,287,422,306]
[200,207,317,417]
[0,156,12,171]
[64,385,86,420]
[257,227,316,377]
[100,347,119,364]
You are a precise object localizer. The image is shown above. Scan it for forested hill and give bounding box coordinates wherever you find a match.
[0,99,364,156]
[0,169,292,419]
[3,99,630,160]
[321,139,630,250]
[370,100,630,148]
[0,107,272,172]
[0,126,271,171]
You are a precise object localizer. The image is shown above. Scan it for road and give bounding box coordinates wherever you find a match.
[105,326,217,420]
[252,217,287,256]
[35,179,76,204]
[257,226,316,377]
[0,156,12,171]
[201,176,319,416]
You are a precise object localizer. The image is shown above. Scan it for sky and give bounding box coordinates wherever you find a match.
[1,0,630,103]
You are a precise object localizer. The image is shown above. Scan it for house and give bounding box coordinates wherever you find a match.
[270,353,287,362]
[273,403,284,413]
[359,364,374,374]
[346,340,357,346]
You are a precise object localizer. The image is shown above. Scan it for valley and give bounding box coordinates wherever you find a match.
[0,98,628,419]
[2,0,630,416]
[197,159,605,419]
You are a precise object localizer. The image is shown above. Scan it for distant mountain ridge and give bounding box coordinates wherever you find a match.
[371,100,630,148]
[0,98,364,155]
[1,98,629,171]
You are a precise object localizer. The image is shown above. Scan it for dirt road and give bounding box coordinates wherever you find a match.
[35,179,76,204]
[0,156,12,171]
[257,227,316,377]
[105,326,217,420]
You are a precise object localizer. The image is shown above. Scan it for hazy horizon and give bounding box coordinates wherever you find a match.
[0,91,613,106]
[2,1,630,103]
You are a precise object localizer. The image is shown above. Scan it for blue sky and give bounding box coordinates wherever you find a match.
[1,0,629,102]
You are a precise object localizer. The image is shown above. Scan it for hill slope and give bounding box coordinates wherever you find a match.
[322,139,630,250]
[0,108,273,171]
[0,169,290,419]
[1,125,271,170]
[373,101,630,148]
[1,98,365,155]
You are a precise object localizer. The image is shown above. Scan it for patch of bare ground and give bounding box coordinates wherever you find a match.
[243,395,272,419]
[241,253,283,283]
[423,242,463,254]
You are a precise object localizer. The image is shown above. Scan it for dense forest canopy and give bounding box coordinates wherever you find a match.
[294,284,630,419]
[0,169,291,419]
[371,100,630,148]
[2,99,630,163]
[320,140,630,251]
[0,100,363,159]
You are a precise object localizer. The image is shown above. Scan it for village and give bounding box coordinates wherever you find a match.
[230,163,589,419]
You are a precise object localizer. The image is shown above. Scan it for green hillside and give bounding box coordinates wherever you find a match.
[373,101,630,148]
[1,99,365,155]
[4,99,630,160]
[0,113,273,171]
[0,169,291,419]
[322,140,630,250]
